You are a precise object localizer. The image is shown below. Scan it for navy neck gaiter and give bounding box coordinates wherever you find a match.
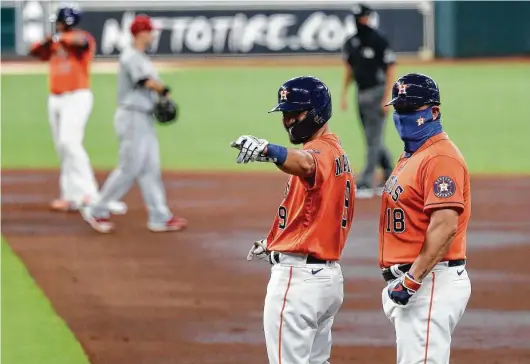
[392,106,443,156]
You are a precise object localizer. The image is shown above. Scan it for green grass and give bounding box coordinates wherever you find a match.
[1,240,89,364]
[0,61,528,364]
[2,62,529,173]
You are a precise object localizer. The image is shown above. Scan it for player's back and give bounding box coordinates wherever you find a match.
[379,132,470,267]
[267,133,356,261]
[117,48,159,112]
[49,29,94,94]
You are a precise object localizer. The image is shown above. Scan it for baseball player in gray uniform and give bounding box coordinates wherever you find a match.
[81,15,187,233]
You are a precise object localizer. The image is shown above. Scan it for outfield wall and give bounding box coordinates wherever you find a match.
[4,1,432,58]
[435,1,530,58]
[4,1,530,60]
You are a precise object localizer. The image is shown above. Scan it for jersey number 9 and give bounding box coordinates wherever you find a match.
[341,180,352,228]
[278,206,288,229]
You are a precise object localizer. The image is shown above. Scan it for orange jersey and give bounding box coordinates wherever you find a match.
[378,133,471,268]
[31,30,95,94]
[266,134,356,261]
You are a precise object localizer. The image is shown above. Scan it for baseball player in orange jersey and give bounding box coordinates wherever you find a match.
[231,76,356,364]
[379,73,471,364]
[29,5,125,214]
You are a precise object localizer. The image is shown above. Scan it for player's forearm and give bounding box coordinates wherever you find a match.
[278,149,316,177]
[141,79,170,96]
[57,33,88,48]
[409,209,458,281]
[383,64,396,102]
[342,64,352,94]
[29,40,51,59]
[265,145,315,178]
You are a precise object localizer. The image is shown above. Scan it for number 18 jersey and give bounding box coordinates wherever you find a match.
[378,133,471,268]
[266,134,356,261]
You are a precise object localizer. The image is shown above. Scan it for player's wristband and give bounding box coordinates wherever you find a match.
[265,144,288,166]
[162,87,171,96]
[403,272,422,292]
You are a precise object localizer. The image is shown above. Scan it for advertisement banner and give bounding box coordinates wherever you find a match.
[91,8,424,56]
[16,2,428,57]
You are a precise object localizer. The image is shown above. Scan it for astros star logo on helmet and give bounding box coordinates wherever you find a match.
[280,89,289,101]
[397,82,408,95]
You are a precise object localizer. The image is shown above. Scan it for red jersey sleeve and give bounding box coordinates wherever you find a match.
[29,40,52,60]
[303,140,335,190]
[422,156,466,214]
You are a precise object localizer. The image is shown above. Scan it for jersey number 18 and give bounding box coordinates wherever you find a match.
[385,207,406,233]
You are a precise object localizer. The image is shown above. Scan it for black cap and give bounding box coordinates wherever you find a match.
[352,4,373,18]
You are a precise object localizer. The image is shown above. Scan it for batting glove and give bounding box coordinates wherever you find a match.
[246,239,269,262]
[254,155,277,163]
[230,135,269,164]
[387,272,422,305]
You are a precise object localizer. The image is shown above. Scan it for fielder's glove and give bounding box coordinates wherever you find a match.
[246,239,269,262]
[154,97,178,124]
[387,272,422,305]
[230,135,270,164]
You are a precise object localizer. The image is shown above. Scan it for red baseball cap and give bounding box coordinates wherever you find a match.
[130,15,155,36]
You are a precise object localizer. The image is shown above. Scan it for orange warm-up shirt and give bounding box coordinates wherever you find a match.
[30,30,95,94]
[378,133,471,268]
[266,134,356,261]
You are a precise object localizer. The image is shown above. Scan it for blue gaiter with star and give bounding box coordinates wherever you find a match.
[392,106,443,155]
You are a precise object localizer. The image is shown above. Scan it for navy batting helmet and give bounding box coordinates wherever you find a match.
[269,76,332,144]
[386,73,440,109]
[50,5,82,27]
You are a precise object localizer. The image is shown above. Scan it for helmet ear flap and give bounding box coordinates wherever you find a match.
[287,101,331,144]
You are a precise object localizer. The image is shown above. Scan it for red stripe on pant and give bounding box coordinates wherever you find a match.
[278,266,293,364]
[423,272,436,364]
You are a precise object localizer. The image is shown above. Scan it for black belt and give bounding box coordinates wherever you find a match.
[270,252,330,265]
[382,259,466,282]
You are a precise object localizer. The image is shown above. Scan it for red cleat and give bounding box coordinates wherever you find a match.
[81,207,115,234]
[147,216,188,233]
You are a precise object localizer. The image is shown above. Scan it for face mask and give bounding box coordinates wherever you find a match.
[355,21,370,36]
[392,106,443,155]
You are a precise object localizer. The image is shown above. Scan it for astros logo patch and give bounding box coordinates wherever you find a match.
[433,176,456,198]
[397,82,408,95]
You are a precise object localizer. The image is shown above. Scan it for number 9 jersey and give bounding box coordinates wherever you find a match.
[266,134,356,261]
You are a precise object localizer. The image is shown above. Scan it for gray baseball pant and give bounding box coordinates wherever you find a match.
[356,85,394,187]
[91,107,172,224]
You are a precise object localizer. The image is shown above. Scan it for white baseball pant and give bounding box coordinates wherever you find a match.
[48,89,99,204]
[263,252,344,364]
[382,262,471,364]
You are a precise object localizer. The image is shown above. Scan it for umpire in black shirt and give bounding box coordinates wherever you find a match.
[341,4,396,199]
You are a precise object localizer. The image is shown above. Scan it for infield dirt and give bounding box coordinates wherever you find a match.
[3,170,530,364]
